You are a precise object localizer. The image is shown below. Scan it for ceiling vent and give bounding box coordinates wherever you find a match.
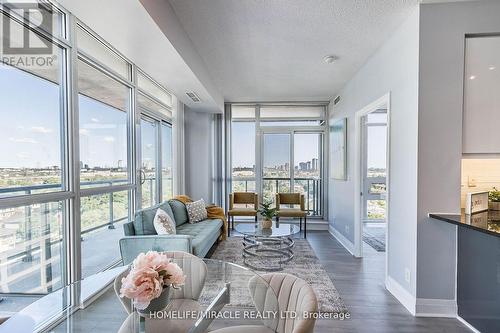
[333,95,341,105]
[186,91,201,103]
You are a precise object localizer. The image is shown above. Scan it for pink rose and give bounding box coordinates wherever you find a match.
[163,262,186,287]
[120,267,163,310]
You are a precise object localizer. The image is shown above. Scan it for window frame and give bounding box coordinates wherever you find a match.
[228,103,328,218]
[0,0,177,301]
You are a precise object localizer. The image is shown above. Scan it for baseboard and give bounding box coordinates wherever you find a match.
[328,225,355,255]
[457,316,481,333]
[415,298,457,318]
[385,276,416,315]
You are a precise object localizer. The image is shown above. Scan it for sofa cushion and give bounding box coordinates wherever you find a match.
[176,219,223,257]
[133,202,175,235]
[169,199,189,226]
[186,199,208,223]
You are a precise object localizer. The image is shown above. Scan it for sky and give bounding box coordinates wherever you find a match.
[0,64,385,172]
[232,122,387,170]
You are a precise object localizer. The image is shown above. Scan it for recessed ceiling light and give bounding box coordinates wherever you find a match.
[323,55,338,64]
[469,75,476,80]
[489,66,496,71]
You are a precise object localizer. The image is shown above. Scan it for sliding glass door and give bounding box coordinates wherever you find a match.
[140,116,159,208]
[260,130,323,215]
[230,104,326,217]
[262,133,292,204]
[138,114,173,209]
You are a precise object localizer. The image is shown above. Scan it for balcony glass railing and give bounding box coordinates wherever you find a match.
[232,177,322,216]
[0,179,134,295]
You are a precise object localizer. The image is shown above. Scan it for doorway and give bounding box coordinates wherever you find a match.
[354,94,390,266]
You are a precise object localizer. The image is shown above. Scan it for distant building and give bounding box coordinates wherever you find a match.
[307,161,311,170]
[299,162,307,170]
[312,158,318,170]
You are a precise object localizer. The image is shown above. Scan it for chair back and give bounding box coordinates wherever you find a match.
[249,273,318,333]
[114,267,132,314]
[276,193,300,205]
[166,251,208,300]
[231,192,258,209]
[114,251,208,313]
[276,193,305,209]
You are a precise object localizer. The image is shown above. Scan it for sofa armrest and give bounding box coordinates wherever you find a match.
[119,235,193,265]
[123,221,135,236]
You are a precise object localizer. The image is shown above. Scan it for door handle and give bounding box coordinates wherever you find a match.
[140,170,146,185]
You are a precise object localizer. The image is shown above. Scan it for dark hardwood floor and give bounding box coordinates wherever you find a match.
[306,231,470,333]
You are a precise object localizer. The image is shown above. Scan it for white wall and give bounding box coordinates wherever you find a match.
[417,0,500,301]
[329,9,420,297]
[184,107,214,202]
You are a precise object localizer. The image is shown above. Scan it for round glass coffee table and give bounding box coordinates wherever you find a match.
[235,221,300,271]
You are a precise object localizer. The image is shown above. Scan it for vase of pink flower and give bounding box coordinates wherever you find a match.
[119,251,186,315]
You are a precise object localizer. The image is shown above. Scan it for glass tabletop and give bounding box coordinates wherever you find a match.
[0,259,280,333]
[235,221,300,237]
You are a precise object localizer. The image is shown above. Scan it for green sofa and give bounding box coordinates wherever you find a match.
[120,199,223,264]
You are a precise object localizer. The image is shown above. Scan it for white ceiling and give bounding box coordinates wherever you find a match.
[168,0,421,102]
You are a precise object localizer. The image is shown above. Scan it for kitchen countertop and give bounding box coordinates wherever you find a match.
[429,210,500,237]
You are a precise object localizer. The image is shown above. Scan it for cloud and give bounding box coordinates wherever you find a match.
[30,126,52,134]
[79,129,90,136]
[9,137,38,144]
[91,118,100,123]
[103,136,115,142]
[16,152,29,159]
[146,144,153,149]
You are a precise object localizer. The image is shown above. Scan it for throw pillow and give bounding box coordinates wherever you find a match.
[186,199,208,223]
[153,208,176,235]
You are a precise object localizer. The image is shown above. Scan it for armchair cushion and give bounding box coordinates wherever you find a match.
[277,208,307,218]
[228,208,258,216]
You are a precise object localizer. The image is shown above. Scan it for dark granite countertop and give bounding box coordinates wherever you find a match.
[429,210,500,237]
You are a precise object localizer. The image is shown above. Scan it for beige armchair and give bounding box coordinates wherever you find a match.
[228,192,259,235]
[211,273,318,333]
[276,193,307,237]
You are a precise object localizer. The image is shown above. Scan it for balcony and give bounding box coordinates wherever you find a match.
[0,179,134,300]
[232,177,322,216]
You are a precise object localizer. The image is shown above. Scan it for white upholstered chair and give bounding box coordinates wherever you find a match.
[115,251,208,333]
[211,273,318,333]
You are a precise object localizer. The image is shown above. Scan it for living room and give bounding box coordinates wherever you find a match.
[0,1,499,332]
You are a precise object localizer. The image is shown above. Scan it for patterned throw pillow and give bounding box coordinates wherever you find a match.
[186,199,208,223]
[153,208,176,235]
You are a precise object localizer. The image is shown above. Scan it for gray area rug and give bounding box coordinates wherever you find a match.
[206,237,349,314]
[363,227,386,252]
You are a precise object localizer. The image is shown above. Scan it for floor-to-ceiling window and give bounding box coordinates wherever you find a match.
[0,1,176,308]
[229,104,326,217]
[0,5,68,295]
[231,106,256,193]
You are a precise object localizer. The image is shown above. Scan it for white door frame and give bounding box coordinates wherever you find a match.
[353,93,391,278]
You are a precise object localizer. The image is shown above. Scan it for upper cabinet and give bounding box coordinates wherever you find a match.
[463,36,500,154]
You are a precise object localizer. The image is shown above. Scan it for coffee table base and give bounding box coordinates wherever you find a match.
[242,235,295,271]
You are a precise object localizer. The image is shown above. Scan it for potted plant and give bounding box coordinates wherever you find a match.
[258,202,276,229]
[489,187,500,211]
[119,251,186,315]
